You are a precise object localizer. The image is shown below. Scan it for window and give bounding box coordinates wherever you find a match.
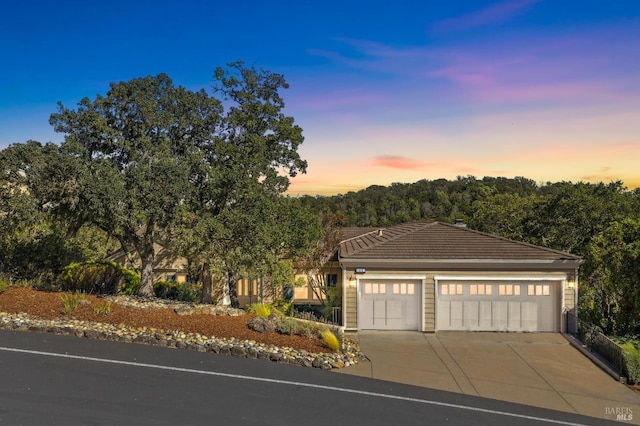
[392,283,415,295]
[528,284,550,296]
[470,284,492,295]
[364,283,386,294]
[498,284,521,296]
[441,284,463,295]
[325,274,338,287]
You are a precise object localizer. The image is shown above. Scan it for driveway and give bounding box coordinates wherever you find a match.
[336,331,640,423]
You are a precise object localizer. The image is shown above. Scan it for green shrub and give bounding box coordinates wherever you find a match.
[176,281,200,302]
[612,336,640,384]
[119,268,141,295]
[154,280,180,299]
[92,300,112,315]
[272,300,294,316]
[276,317,298,335]
[60,293,80,315]
[154,280,200,302]
[320,328,340,351]
[623,352,640,384]
[61,261,139,295]
[321,286,342,321]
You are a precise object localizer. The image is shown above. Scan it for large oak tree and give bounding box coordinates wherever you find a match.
[49,62,308,297]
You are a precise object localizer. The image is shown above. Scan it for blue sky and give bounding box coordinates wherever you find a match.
[2,0,639,194]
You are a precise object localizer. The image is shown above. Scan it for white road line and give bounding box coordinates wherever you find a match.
[0,346,587,426]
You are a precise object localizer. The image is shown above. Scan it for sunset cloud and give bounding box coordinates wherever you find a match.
[370,156,435,170]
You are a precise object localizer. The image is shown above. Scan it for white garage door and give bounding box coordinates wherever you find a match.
[358,280,421,330]
[437,281,559,332]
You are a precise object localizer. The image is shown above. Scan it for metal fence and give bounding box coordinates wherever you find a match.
[331,307,342,325]
[565,312,625,375]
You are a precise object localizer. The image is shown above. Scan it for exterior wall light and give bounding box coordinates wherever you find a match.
[348,275,356,287]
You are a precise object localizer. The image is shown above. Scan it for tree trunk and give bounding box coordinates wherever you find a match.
[138,242,155,297]
[201,263,213,304]
[228,271,239,308]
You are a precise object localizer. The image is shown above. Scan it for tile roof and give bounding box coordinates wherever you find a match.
[339,222,581,261]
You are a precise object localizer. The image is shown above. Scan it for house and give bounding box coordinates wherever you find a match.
[107,220,583,333]
[329,221,582,333]
[106,242,292,306]
[106,242,190,284]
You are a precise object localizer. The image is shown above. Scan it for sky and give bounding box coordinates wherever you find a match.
[1,0,639,195]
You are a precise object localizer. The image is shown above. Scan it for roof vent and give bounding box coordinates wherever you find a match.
[454,219,467,228]
[377,229,383,237]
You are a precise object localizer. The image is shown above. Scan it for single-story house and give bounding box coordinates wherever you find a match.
[329,221,582,333]
[107,220,582,333]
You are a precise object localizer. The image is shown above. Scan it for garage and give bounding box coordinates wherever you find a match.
[339,222,582,332]
[436,280,561,332]
[358,279,421,330]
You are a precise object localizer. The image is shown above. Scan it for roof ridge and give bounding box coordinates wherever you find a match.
[339,229,379,244]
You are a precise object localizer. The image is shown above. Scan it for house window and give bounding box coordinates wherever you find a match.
[326,274,338,287]
[166,274,177,282]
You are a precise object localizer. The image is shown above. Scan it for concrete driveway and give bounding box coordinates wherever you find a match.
[336,331,640,423]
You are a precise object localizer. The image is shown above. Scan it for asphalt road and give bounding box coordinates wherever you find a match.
[0,330,615,425]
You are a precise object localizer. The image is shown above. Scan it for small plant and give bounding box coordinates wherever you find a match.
[320,328,340,352]
[272,300,294,316]
[297,321,322,339]
[0,278,9,294]
[176,281,200,302]
[276,317,298,335]
[248,303,272,318]
[93,301,112,315]
[60,293,79,315]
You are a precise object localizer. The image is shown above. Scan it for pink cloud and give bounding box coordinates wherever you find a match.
[370,155,435,170]
[433,0,541,33]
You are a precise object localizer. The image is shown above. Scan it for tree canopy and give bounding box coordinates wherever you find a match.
[44,62,309,297]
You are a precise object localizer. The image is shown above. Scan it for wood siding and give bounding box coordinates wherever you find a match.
[424,276,435,332]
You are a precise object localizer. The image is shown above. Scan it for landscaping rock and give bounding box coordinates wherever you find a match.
[247,316,277,334]
[0,308,365,371]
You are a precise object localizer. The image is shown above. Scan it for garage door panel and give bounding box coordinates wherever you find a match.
[450,301,463,329]
[508,301,521,329]
[464,301,479,329]
[479,301,492,329]
[522,302,538,332]
[493,301,508,331]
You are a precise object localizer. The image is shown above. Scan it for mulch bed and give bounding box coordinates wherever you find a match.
[0,286,329,353]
